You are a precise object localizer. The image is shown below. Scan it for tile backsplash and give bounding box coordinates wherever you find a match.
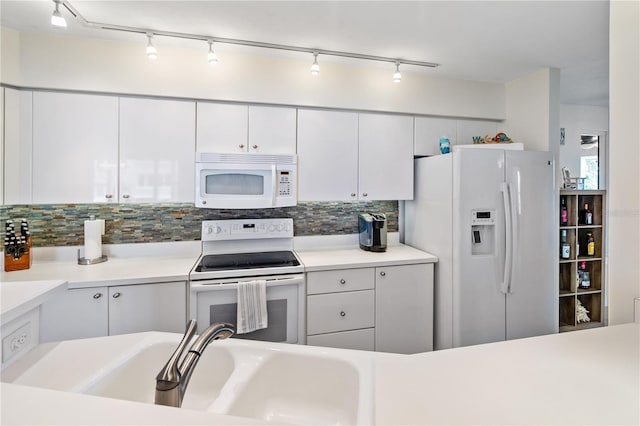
[1,201,398,247]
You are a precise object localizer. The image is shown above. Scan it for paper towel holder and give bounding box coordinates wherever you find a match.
[77,249,108,265]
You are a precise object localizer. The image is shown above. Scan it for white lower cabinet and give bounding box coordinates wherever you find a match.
[40,281,187,343]
[306,263,433,354]
[375,264,434,354]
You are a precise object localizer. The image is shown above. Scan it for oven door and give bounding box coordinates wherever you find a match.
[189,274,305,344]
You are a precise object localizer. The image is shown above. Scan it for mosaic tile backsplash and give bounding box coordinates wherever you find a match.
[1,201,398,247]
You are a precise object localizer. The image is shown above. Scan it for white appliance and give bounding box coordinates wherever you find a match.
[405,145,557,350]
[195,152,297,209]
[189,218,305,344]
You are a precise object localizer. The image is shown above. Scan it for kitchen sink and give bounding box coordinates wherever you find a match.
[86,339,372,424]
[3,332,374,425]
[224,351,364,425]
[82,342,236,411]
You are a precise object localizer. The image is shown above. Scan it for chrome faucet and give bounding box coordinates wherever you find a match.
[155,319,235,408]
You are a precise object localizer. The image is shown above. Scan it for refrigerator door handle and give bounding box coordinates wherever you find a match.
[500,182,513,294]
[507,172,521,293]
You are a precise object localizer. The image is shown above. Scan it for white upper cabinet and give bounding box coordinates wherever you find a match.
[298,110,414,201]
[32,92,118,204]
[297,109,359,201]
[457,119,499,145]
[197,103,296,154]
[414,116,458,156]
[248,106,296,154]
[3,89,33,204]
[119,98,195,203]
[359,113,414,200]
[196,102,247,153]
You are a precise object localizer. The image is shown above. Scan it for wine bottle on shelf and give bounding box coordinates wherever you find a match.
[579,203,593,225]
[578,261,591,289]
[560,196,568,226]
[587,232,595,257]
[561,230,570,259]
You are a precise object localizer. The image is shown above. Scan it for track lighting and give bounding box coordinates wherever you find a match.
[51,0,67,28]
[393,62,402,83]
[54,1,440,78]
[146,33,157,59]
[310,52,320,76]
[207,40,218,65]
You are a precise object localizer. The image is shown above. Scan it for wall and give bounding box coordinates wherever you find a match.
[502,68,561,152]
[559,104,609,186]
[1,201,399,246]
[608,0,640,325]
[0,27,505,119]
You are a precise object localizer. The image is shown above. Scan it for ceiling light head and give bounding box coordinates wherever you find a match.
[146,33,157,60]
[310,52,320,76]
[51,0,67,28]
[393,62,402,83]
[207,40,218,65]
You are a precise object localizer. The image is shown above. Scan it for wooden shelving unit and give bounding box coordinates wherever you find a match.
[558,190,606,332]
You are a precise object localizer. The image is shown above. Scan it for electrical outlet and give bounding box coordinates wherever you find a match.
[2,322,32,363]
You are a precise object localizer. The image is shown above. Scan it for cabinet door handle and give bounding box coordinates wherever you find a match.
[339,279,346,285]
[122,194,130,199]
[112,292,121,298]
[340,311,346,317]
[105,194,113,199]
[239,144,245,149]
[350,193,356,197]
[93,292,102,299]
[380,271,386,277]
[252,144,258,149]
[362,193,368,197]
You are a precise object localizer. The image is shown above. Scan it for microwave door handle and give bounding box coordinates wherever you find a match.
[271,165,277,206]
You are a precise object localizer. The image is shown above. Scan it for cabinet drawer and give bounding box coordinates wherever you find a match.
[307,290,374,335]
[307,268,374,295]
[307,328,374,351]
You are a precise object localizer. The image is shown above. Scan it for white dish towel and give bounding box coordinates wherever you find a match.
[236,280,268,334]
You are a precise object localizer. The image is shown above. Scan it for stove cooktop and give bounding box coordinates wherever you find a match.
[194,250,300,273]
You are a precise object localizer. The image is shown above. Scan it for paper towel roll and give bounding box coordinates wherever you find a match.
[84,218,105,260]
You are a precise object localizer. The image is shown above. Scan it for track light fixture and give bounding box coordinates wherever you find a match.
[54,1,440,80]
[146,33,157,59]
[310,52,320,76]
[207,40,218,65]
[51,0,67,28]
[393,62,402,83]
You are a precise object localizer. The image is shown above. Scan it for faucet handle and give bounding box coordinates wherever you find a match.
[156,319,197,385]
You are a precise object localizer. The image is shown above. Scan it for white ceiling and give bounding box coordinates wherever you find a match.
[0,0,610,106]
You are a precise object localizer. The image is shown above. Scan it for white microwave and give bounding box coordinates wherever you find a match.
[195,152,297,209]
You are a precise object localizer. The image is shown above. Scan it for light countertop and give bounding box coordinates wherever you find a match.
[1,323,638,425]
[1,280,67,324]
[1,256,199,288]
[2,241,437,287]
[296,244,438,272]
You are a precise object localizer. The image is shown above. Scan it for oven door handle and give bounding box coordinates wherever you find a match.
[271,164,277,207]
[190,276,305,292]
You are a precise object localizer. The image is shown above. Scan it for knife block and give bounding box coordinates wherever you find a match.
[4,238,31,272]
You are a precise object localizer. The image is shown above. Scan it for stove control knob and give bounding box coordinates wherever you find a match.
[207,226,213,234]
[213,226,222,234]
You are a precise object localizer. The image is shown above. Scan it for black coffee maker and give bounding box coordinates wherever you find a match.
[358,213,387,252]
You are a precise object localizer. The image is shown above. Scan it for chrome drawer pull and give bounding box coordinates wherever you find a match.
[340,311,346,317]
[112,292,121,298]
[380,271,386,277]
[340,279,346,285]
[93,293,102,299]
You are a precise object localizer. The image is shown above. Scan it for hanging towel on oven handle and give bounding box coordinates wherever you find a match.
[236,279,268,334]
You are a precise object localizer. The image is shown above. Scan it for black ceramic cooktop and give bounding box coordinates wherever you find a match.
[195,251,300,272]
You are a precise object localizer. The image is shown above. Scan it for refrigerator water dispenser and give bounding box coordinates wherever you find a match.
[471,210,495,255]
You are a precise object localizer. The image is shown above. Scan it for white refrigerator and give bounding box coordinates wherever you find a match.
[405,145,557,350]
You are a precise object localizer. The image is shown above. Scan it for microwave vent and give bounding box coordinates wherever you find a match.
[196,152,297,165]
